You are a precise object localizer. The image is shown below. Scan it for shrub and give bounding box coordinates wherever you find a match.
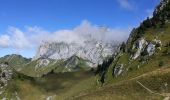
[0,81,4,87]
[155,43,161,47]
[165,41,170,47]
[4,62,9,65]
[120,42,126,53]
[90,68,94,72]
[7,81,20,93]
[159,61,164,67]
[163,48,170,55]
[128,67,133,71]
[141,49,148,56]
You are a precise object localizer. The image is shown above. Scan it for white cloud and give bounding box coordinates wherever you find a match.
[7,27,31,49]
[0,20,131,50]
[117,0,132,10]
[0,35,10,47]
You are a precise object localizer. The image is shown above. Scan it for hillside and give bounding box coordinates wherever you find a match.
[19,55,93,77]
[0,62,96,100]
[73,0,170,99]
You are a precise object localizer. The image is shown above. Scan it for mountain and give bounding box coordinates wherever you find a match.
[33,39,118,67]
[19,55,94,77]
[0,54,94,77]
[0,38,118,77]
[18,37,118,76]
[0,54,31,66]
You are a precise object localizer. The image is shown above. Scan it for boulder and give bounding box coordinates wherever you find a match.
[35,59,50,70]
[147,43,156,56]
[131,38,148,60]
[113,64,123,77]
[0,64,13,89]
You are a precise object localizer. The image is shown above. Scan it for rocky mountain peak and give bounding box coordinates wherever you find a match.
[33,39,118,66]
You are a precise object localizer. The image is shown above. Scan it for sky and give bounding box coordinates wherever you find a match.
[0,0,160,58]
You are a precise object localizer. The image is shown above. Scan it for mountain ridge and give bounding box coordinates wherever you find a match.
[33,40,118,66]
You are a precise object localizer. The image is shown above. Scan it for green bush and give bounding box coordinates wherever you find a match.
[163,48,170,55]
[120,42,126,53]
[7,81,20,93]
[159,61,164,67]
[128,67,133,71]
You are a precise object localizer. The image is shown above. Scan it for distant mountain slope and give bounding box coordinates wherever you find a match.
[0,54,31,66]
[0,32,119,76]
[33,38,118,67]
[6,33,119,76]
[19,55,93,77]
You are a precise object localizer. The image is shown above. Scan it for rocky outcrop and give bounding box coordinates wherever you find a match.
[113,64,123,77]
[0,64,13,88]
[131,38,148,60]
[147,43,156,56]
[145,38,162,56]
[64,56,92,71]
[131,37,162,59]
[35,59,50,70]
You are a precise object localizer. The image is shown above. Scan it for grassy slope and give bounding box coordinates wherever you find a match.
[75,67,170,100]
[0,54,91,77]
[18,56,91,77]
[19,59,58,77]
[1,70,97,100]
[0,54,31,69]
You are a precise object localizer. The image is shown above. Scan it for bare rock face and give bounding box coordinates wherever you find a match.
[131,38,148,60]
[146,39,162,56]
[147,43,156,56]
[0,63,13,89]
[131,37,162,60]
[35,59,50,71]
[33,40,117,67]
[113,64,123,77]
